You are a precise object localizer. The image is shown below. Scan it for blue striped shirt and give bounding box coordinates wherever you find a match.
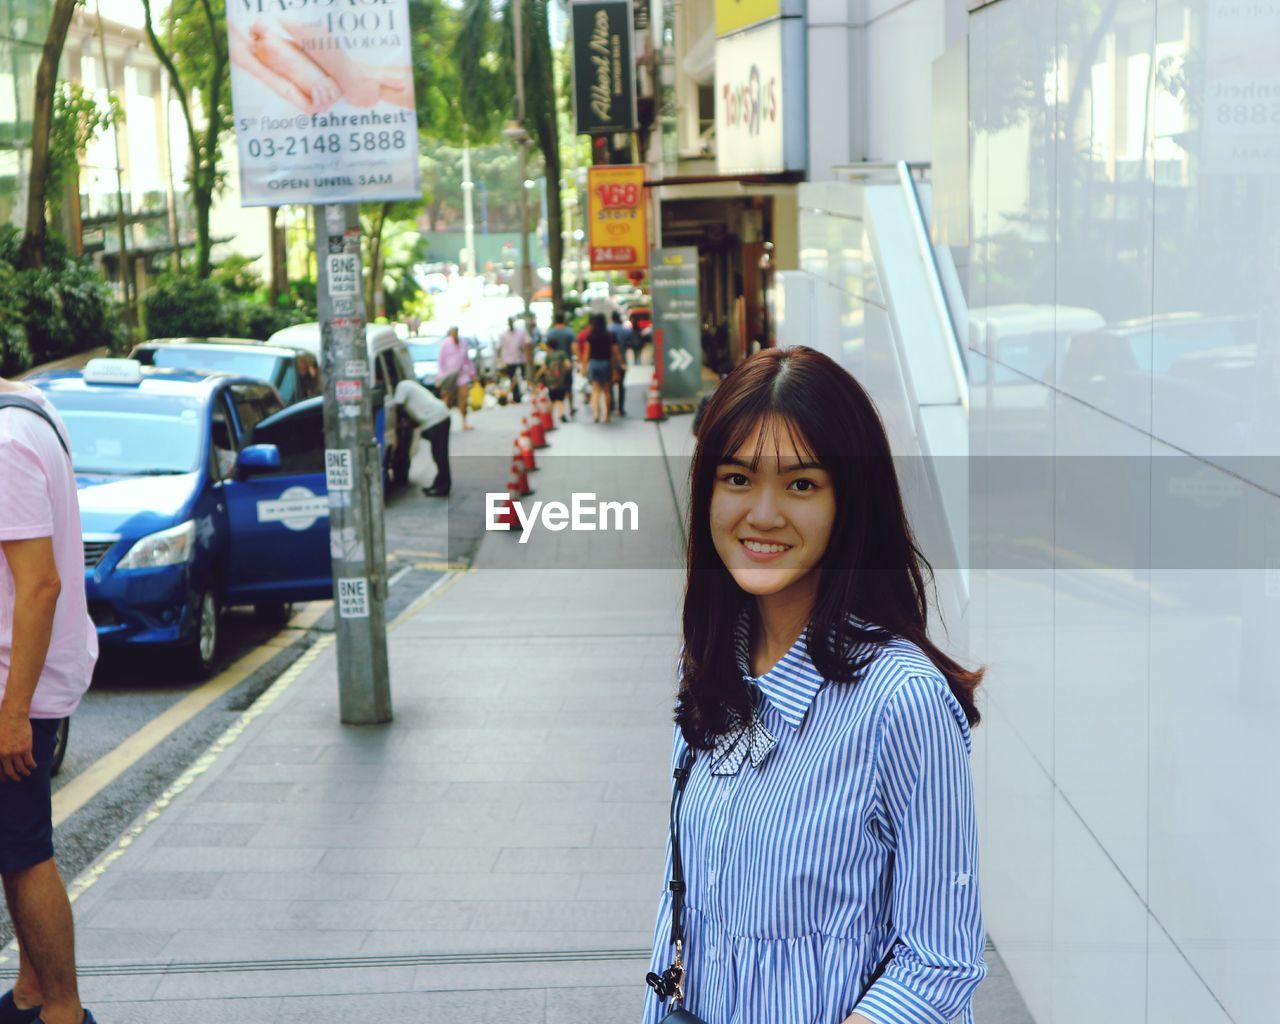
[643,620,986,1024]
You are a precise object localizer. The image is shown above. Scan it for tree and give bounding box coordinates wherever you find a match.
[361,192,429,317]
[19,0,80,270]
[48,83,122,220]
[458,0,565,312]
[140,0,231,279]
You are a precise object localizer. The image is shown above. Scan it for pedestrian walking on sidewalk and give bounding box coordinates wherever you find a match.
[608,313,629,416]
[544,312,578,417]
[393,378,452,497]
[437,327,476,432]
[0,379,99,1024]
[497,317,532,403]
[642,346,986,1024]
[585,313,615,424]
[535,334,573,424]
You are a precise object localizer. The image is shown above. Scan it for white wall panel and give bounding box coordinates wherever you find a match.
[982,699,1054,1023]
[1053,393,1150,896]
[864,0,945,161]
[1051,793,1147,1021]
[971,0,1280,1016]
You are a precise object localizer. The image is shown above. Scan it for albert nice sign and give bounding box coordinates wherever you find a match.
[571,0,637,135]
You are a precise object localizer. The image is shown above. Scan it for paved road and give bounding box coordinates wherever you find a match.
[0,444,470,949]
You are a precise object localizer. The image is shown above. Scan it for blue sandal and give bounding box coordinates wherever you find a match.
[0,990,41,1024]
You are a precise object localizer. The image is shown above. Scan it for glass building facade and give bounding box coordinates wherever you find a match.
[0,0,50,228]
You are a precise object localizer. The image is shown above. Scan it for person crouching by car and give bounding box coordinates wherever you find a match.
[394,378,453,498]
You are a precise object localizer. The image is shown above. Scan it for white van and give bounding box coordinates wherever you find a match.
[267,322,417,488]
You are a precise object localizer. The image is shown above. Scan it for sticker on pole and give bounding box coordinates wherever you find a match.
[257,485,329,531]
[325,449,353,491]
[225,1,422,206]
[338,577,370,619]
[327,254,359,296]
[336,379,363,403]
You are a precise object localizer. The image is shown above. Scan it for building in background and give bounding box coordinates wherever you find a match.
[639,0,807,364]
[3,0,269,314]
[0,0,50,230]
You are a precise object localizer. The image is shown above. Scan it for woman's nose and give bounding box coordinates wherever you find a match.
[745,487,785,528]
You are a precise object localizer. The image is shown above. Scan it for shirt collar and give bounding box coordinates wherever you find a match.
[733,611,825,731]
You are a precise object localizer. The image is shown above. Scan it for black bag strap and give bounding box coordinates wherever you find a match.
[668,745,696,947]
[660,742,896,1009]
[0,394,71,458]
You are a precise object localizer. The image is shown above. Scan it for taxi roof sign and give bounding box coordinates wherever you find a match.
[83,358,144,386]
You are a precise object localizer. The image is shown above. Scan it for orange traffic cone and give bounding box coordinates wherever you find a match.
[526,413,547,450]
[511,452,532,496]
[645,374,666,422]
[497,466,522,529]
[538,386,555,432]
[518,427,537,471]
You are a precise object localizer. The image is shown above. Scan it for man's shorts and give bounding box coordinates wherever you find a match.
[0,718,60,874]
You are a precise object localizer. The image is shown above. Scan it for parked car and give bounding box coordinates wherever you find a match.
[267,322,416,487]
[130,338,323,406]
[27,358,333,677]
[407,335,444,391]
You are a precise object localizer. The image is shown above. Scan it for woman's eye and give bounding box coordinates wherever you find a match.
[722,472,749,486]
[790,478,817,493]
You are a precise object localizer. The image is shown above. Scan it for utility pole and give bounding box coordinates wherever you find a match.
[461,129,477,277]
[314,203,392,726]
[512,0,532,318]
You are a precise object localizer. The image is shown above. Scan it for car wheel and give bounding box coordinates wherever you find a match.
[253,602,293,625]
[50,718,69,777]
[179,588,220,679]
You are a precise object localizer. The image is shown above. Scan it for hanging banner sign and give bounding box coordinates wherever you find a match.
[714,18,807,175]
[572,0,637,135]
[587,164,648,271]
[226,0,421,206]
[651,247,702,401]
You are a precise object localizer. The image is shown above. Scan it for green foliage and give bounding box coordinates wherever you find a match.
[141,269,308,342]
[141,274,228,339]
[0,225,125,374]
[211,252,265,296]
[48,82,122,216]
[0,262,32,377]
[140,0,231,276]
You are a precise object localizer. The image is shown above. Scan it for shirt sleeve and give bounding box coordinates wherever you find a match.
[0,436,54,541]
[855,674,987,1024]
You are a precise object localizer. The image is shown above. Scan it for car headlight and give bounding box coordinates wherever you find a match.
[116,521,196,570]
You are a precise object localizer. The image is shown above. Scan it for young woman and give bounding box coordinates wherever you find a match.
[585,313,614,424]
[643,347,986,1024]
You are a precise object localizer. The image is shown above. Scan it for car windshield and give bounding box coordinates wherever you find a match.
[408,340,442,361]
[43,389,205,475]
[141,347,284,384]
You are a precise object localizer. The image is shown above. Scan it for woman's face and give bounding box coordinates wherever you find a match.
[709,417,836,600]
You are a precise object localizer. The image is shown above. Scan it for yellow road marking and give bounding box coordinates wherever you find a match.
[50,601,331,828]
[412,560,471,573]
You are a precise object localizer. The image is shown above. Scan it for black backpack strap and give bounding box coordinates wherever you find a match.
[0,394,72,459]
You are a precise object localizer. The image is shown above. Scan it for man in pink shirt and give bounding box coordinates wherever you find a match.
[0,377,98,1024]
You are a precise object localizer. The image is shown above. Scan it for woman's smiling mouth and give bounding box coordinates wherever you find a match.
[740,538,794,560]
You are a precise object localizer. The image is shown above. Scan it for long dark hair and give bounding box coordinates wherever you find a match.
[677,346,982,748]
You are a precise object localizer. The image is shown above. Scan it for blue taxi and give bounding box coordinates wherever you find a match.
[30,359,333,677]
